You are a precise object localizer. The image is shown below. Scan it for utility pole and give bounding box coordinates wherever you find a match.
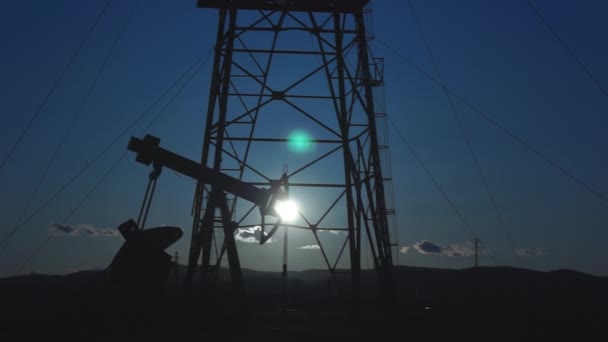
[473,238,480,268]
[174,251,179,283]
[281,225,288,330]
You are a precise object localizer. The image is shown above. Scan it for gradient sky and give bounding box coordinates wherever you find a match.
[1,0,607,278]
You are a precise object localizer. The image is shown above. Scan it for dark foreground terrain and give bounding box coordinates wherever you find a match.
[1,266,606,339]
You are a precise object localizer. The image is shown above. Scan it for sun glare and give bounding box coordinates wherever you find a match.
[274,200,299,222]
[287,129,313,153]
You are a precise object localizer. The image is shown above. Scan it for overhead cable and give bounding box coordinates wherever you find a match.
[387,116,497,266]
[525,0,608,99]
[13,47,213,272]
[0,0,114,172]
[376,38,608,206]
[7,0,141,261]
[0,47,213,254]
[407,0,523,267]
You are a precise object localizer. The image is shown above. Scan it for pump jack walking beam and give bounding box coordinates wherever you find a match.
[128,135,273,207]
[127,134,278,294]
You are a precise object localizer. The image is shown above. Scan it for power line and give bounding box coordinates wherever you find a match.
[16,151,127,275]
[376,38,608,206]
[142,49,211,132]
[0,47,213,255]
[7,0,141,262]
[386,116,497,266]
[525,0,608,99]
[0,0,114,172]
[14,47,213,272]
[406,0,523,267]
[16,237,50,275]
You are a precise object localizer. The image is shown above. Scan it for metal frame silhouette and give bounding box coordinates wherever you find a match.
[185,0,394,296]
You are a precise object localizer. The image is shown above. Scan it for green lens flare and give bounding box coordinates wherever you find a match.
[287,130,313,153]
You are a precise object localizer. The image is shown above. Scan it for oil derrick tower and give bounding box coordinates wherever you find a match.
[185,0,395,297]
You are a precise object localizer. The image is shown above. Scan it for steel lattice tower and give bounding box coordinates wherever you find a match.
[185,0,395,296]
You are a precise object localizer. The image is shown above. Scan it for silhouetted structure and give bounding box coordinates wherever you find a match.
[174,252,179,282]
[184,0,395,298]
[127,134,296,296]
[109,219,182,293]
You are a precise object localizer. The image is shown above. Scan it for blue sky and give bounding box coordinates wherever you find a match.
[1,0,607,278]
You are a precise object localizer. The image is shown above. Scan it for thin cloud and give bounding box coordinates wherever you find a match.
[514,247,544,257]
[402,240,478,257]
[49,223,118,237]
[444,243,476,257]
[298,244,320,250]
[318,229,346,236]
[235,226,277,244]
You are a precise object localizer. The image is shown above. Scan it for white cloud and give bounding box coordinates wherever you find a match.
[235,226,277,244]
[49,223,118,237]
[399,246,410,254]
[412,240,443,254]
[514,247,544,257]
[298,244,320,250]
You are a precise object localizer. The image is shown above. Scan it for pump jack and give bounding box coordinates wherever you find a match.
[109,134,289,295]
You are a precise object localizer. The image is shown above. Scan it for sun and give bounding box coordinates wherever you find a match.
[274,200,299,222]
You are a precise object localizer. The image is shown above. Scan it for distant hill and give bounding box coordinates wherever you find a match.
[1,266,606,338]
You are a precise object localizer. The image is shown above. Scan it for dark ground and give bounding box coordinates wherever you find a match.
[1,266,606,339]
